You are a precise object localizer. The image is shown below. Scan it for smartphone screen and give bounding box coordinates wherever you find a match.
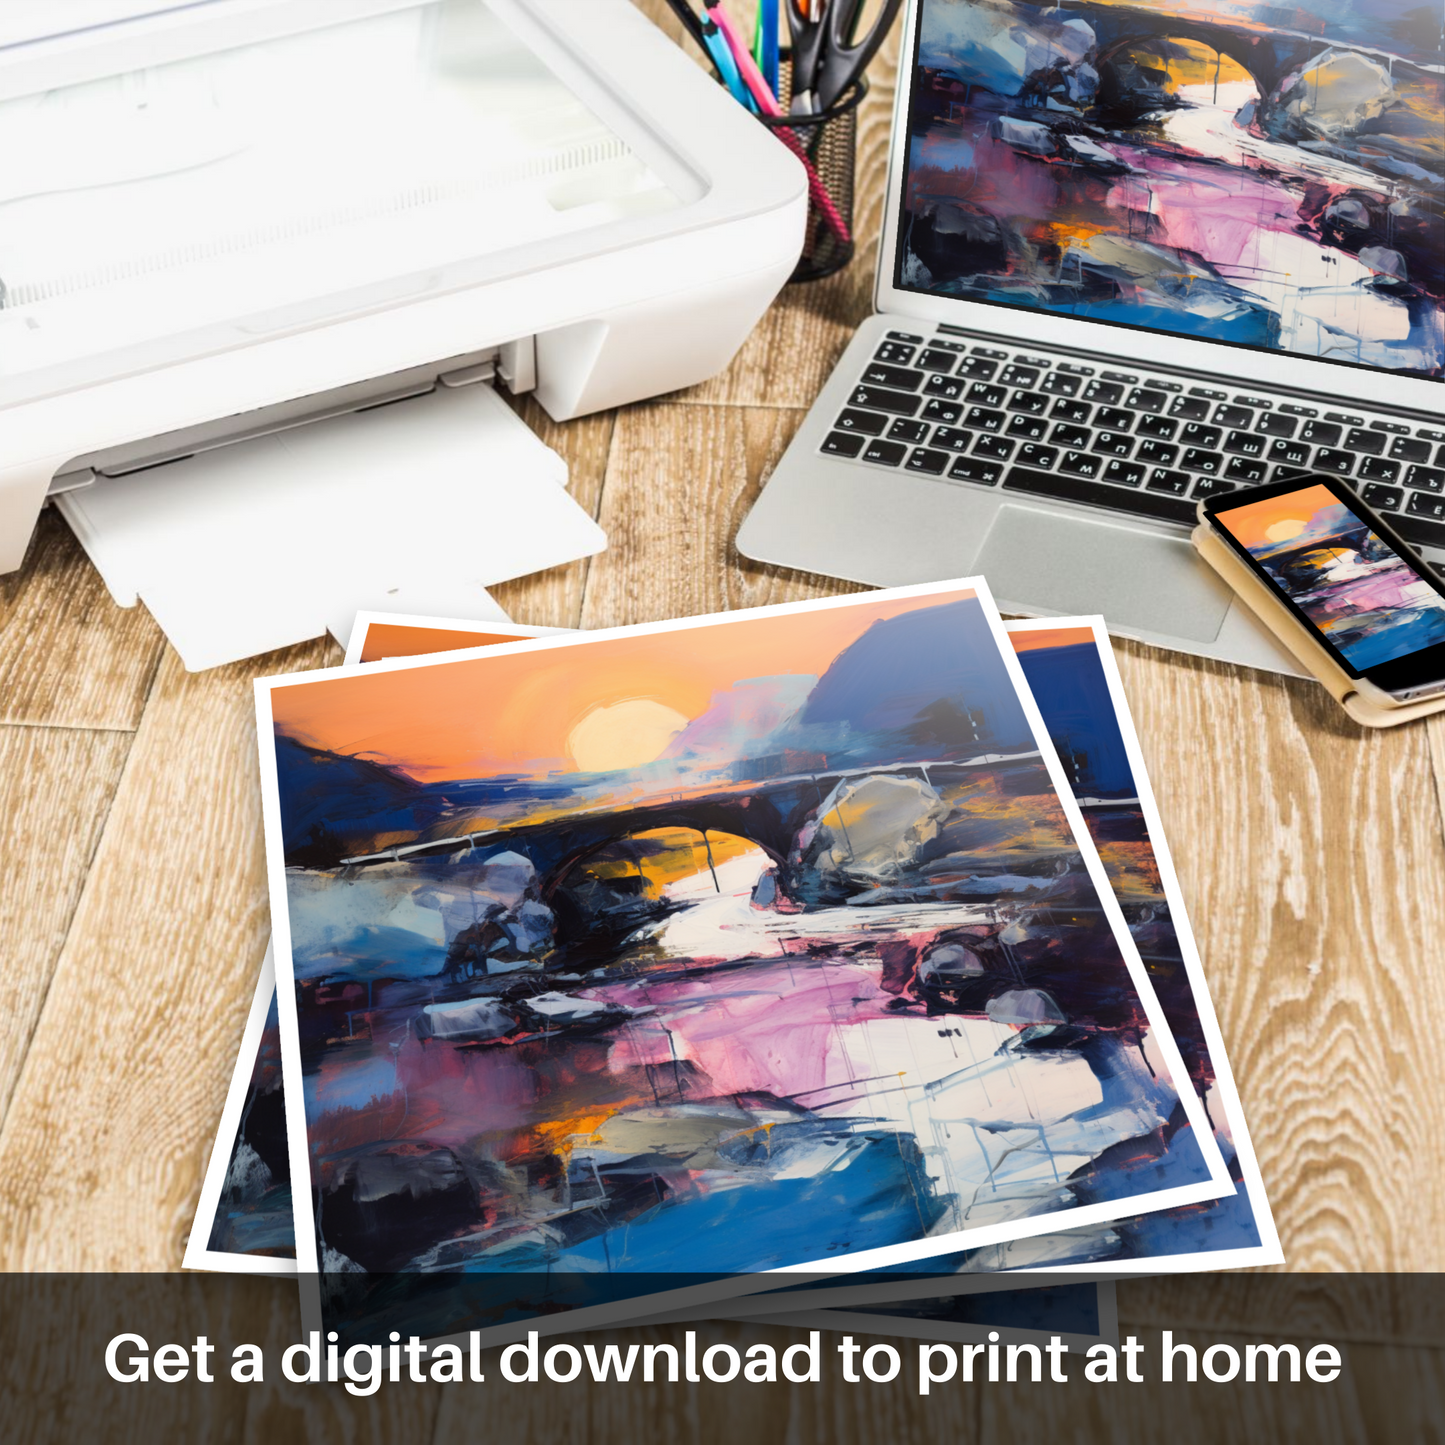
[1207,477,1445,694]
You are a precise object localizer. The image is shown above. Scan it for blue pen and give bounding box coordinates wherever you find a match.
[701,13,756,110]
[758,0,779,98]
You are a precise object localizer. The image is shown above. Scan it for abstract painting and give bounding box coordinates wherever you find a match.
[257,583,1229,1339]
[1213,480,1445,668]
[901,0,1444,375]
[184,947,294,1272]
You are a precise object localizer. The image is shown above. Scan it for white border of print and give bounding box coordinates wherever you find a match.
[182,943,293,1277]
[254,578,1233,1343]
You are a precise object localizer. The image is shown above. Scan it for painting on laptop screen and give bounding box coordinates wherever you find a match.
[900,0,1444,377]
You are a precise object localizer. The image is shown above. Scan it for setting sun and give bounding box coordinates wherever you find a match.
[566,698,690,773]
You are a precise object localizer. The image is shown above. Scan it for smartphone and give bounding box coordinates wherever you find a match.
[1201,473,1445,705]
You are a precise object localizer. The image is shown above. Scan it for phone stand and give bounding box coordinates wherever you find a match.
[1192,522,1445,729]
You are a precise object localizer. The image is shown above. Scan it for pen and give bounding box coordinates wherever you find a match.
[705,2,852,246]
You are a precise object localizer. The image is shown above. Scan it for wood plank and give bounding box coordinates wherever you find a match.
[0,639,335,1270]
[430,1322,982,1445]
[0,725,134,1126]
[0,509,165,730]
[490,397,614,630]
[984,1322,1435,1445]
[1108,638,1445,1271]
[579,403,864,631]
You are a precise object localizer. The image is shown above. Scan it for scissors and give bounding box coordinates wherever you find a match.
[785,0,903,113]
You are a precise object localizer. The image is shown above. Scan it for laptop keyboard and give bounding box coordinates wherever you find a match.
[821,330,1445,556]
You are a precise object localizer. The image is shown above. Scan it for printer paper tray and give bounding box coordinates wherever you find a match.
[57,383,604,671]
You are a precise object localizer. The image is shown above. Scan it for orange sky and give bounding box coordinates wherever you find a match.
[272,590,977,782]
[1009,625,1093,653]
[358,625,531,663]
[1215,483,1339,551]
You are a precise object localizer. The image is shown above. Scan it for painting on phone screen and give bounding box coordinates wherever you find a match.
[1217,482,1445,669]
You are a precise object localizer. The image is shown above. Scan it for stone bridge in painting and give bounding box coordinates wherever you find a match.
[1055,2,1432,104]
[337,753,1040,899]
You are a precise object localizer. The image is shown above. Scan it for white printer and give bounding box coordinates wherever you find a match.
[0,0,806,665]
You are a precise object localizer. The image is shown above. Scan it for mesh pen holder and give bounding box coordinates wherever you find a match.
[759,68,867,283]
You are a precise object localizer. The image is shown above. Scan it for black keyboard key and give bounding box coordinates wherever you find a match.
[821,431,865,457]
[861,438,907,466]
[1126,388,1167,413]
[930,427,973,452]
[1225,456,1268,483]
[1407,465,1445,493]
[916,348,958,373]
[1257,413,1298,438]
[888,418,932,444]
[1145,468,1189,494]
[1004,466,1196,523]
[973,435,1015,461]
[1359,457,1400,483]
[1182,448,1223,474]
[1095,406,1134,432]
[957,356,999,380]
[1180,423,1222,449]
[1017,443,1059,470]
[1362,483,1403,511]
[1060,450,1102,478]
[1192,477,1236,499]
[906,447,950,475]
[1438,445,1445,467]
[1169,396,1212,421]
[924,374,966,400]
[1008,390,1050,415]
[1423,429,1445,443]
[1093,432,1134,457]
[1269,438,1311,467]
[835,408,889,436]
[1314,448,1354,476]
[1345,428,1384,456]
[1390,436,1432,464]
[998,364,1040,388]
[862,363,925,390]
[1136,440,1178,467]
[1051,424,1091,450]
[1041,372,1081,397]
[1083,380,1124,405]
[1279,403,1317,417]
[1050,398,1092,424]
[1407,491,1445,521]
[1102,370,1137,384]
[851,384,921,417]
[1136,414,1178,440]
[1106,460,1147,487]
[1006,415,1048,441]
[965,407,1006,432]
[923,398,962,424]
[1325,411,1362,426]
[1215,404,1254,429]
[948,457,1003,485]
[1300,420,1341,446]
[1396,513,1445,550]
[1223,430,1265,458]
[935,340,970,353]
[874,342,916,365]
[967,382,1008,407]
[886,330,923,343]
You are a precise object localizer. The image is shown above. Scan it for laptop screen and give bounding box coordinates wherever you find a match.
[896,0,1444,380]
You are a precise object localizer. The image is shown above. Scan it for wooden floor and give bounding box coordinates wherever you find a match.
[1,6,1442,1440]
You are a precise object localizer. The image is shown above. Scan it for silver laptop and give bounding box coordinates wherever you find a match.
[738,0,1445,674]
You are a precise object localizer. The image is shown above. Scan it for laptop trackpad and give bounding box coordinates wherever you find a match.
[976,505,1233,643]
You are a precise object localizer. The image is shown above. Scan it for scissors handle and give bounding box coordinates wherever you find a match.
[813,0,903,110]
